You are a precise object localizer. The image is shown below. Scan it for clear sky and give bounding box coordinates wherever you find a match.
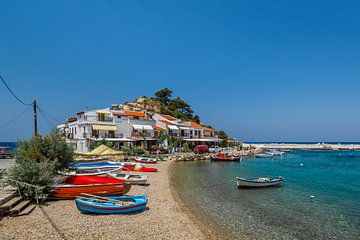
[1,0,359,142]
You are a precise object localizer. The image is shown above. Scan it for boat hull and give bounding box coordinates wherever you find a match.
[211,156,241,161]
[236,177,284,188]
[49,183,131,199]
[107,173,148,185]
[134,157,157,164]
[75,195,148,214]
[122,166,158,172]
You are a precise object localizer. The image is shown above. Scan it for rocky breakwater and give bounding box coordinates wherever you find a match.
[165,153,211,162]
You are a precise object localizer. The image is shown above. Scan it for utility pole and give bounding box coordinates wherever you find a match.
[33,99,38,136]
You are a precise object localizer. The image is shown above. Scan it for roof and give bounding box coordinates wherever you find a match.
[190,121,203,129]
[160,119,175,125]
[154,125,166,131]
[161,114,177,121]
[202,126,215,132]
[115,110,146,117]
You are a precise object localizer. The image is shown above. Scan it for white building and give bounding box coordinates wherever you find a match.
[58,107,221,152]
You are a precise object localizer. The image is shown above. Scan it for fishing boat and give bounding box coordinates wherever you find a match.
[255,153,274,158]
[107,173,148,185]
[134,157,158,164]
[49,176,131,199]
[236,176,284,188]
[61,166,121,176]
[75,194,148,214]
[210,153,242,161]
[122,163,158,172]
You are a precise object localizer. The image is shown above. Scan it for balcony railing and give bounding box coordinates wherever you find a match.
[83,116,114,123]
[83,133,124,139]
[132,132,152,138]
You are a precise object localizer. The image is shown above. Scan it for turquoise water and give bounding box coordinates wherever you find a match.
[171,150,360,240]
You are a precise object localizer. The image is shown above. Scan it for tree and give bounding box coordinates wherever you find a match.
[9,130,74,198]
[218,130,228,147]
[168,97,194,118]
[155,88,173,105]
[192,115,201,123]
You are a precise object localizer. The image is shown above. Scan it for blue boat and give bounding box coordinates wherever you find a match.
[70,161,120,169]
[75,195,148,214]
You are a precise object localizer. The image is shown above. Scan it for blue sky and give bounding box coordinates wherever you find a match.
[1,0,360,142]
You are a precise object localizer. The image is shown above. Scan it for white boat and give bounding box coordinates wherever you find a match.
[255,153,274,158]
[236,176,284,188]
[61,166,121,176]
[106,173,148,185]
[134,157,158,164]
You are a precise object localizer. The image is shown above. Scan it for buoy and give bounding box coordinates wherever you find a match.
[310,195,315,198]
[300,163,304,166]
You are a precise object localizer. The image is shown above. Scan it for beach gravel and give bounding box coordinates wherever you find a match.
[0,161,205,240]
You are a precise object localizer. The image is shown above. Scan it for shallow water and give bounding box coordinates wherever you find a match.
[171,150,360,240]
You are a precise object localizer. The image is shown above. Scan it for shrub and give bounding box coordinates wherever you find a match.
[90,139,113,150]
[120,146,148,156]
[8,131,74,198]
[182,143,191,153]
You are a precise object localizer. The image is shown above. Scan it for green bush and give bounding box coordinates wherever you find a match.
[8,131,74,198]
[120,146,148,156]
[182,143,191,153]
[90,139,113,150]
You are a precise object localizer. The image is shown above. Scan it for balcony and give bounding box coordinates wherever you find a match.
[132,132,152,138]
[84,115,114,123]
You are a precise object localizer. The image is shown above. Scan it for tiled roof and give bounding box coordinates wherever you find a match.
[160,119,175,125]
[190,121,203,129]
[161,114,177,121]
[202,126,215,131]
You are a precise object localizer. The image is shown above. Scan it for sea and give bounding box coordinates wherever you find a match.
[171,150,360,240]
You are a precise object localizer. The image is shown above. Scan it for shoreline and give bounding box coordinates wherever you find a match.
[0,160,205,239]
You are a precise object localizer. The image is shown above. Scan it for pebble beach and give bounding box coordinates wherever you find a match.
[0,160,206,240]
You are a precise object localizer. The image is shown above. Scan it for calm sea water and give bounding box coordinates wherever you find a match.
[171,150,360,240]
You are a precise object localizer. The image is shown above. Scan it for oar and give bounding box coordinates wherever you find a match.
[80,193,118,202]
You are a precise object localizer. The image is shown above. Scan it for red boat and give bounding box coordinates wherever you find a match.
[65,176,124,185]
[49,176,131,199]
[210,153,242,161]
[122,165,158,172]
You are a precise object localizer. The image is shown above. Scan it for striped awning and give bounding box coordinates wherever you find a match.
[92,124,117,131]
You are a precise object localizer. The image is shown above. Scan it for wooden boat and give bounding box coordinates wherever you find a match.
[61,166,121,176]
[236,176,284,188]
[49,183,131,199]
[210,153,242,161]
[255,153,274,158]
[122,163,158,172]
[64,176,125,185]
[75,194,148,214]
[134,157,158,164]
[49,176,131,199]
[70,161,120,169]
[107,173,148,185]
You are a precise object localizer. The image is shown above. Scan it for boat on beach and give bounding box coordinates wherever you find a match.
[48,176,131,199]
[236,176,284,188]
[70,161,120,169]
[61,166,121,176]
[75,194,148,214]
[122,163,158,172]
[134,157,158,164]
[107,172,148,185]
[210,153,242,161]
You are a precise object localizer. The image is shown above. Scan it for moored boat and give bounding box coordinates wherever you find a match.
[255,153,274,158]
[236,176,284,188]
[70,161,120,169]
[210,153,242,161]
[134,157,158,164]
[107,173,148,185]
[75,195,148,214]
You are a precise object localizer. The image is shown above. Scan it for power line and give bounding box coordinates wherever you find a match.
[0,105,32,129]
[0,74,32,106]
[36,105,62,123]
[37,107,56,129]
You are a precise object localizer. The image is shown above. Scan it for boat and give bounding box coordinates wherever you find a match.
[107,173,148,185]
[266,150,285,156]
[134,157,158,164]
[121,163,158,172]
[236,176,284,188]
[61,166,121,176]
[70,161,120,169]
[255,153,274,158]
[75,194,148,214]
[48,176,131,199]
[210,153,242,161]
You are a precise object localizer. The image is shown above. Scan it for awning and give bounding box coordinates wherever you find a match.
[179,126,190,130]
[133,125,143,130]
[168,125,179,130]
[184,138,222,142]
[143,125,153,130]
[92,124,117,131]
